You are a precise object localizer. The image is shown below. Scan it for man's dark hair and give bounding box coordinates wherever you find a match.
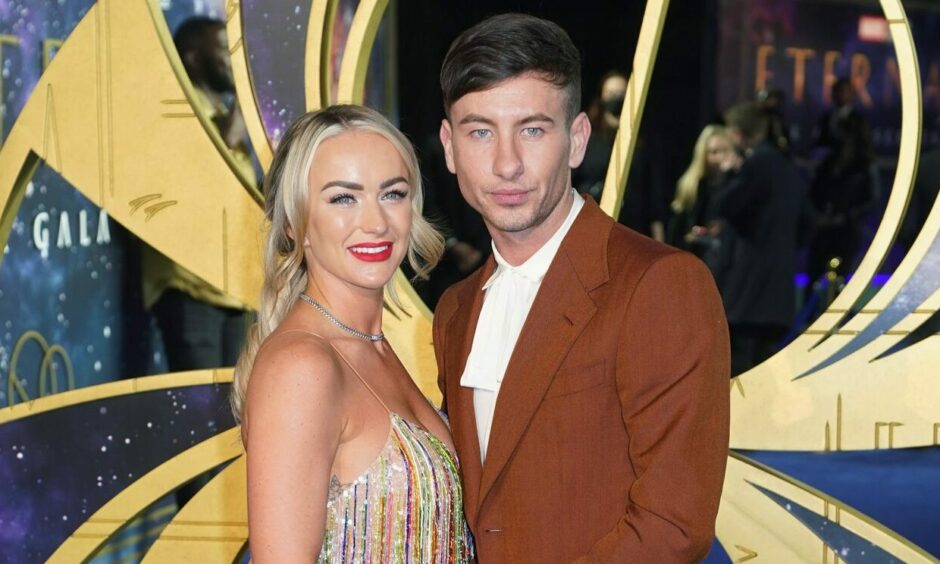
[173,17,224,58]
[440,13,581,122]
[724,102,769,143]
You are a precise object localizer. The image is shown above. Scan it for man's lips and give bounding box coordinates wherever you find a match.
[490,189,530,206]
[348,242,393,262]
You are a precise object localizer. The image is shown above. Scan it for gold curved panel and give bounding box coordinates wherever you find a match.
[716,453,935,562]
[47,428,243,563]
[305,0,340,110]
[226,0,274,168]
[335,0,390,105]
[143,456,248,562]
[387,270,440,405]
[0,0,264,310]
[728,0,937,451]
[0,369,232,424]
[598,0,670,219]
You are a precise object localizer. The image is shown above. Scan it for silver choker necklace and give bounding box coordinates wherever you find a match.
[298,293,385,342]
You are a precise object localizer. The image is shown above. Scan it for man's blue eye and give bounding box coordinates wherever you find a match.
[522,127,543,137]
[470,129,492,139]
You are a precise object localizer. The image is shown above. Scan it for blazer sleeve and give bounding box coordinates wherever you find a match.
[577,252,730,563]
[432,294,450,414]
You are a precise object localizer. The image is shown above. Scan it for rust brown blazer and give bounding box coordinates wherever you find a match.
[433,198,730,563]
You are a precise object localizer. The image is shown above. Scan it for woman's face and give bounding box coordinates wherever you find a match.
[303,130,413,293]
[705,134,734,177]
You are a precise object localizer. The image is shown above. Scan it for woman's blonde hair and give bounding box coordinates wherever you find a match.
[230,105,444,425]
[672,124,733,213]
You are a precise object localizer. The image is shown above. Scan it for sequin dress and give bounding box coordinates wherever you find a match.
[318,349,473,563]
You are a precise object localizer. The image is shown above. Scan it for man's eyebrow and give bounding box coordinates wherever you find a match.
[321,180,363,191]
[458,114,496,126]
[518,113,555,126]
[380,176,408,189]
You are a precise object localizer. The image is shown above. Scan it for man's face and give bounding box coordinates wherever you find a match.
[440,74,590,237]
[200,27,234,93]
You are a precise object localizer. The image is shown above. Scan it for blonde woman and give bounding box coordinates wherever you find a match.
[231,105,472,562]
[667,124,739,255]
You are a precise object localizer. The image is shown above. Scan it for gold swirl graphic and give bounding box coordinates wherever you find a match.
[7,330,75,406]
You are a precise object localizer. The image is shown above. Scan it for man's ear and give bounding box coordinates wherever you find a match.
[439,119,457,174]
[568,112,591,169]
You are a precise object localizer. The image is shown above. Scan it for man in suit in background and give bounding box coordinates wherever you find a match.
[433,13,730,562]
[716,102,810,375]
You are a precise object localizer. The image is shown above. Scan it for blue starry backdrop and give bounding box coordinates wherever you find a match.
[0,384,236,562]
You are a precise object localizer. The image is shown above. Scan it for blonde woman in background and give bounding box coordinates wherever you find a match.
[667,124,740,256]
[231,105,472,562]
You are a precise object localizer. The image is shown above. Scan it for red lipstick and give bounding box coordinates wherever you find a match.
[348,241,394,262]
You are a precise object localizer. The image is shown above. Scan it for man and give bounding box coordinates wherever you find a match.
[142,17,254,375]
[433,14,730,562]
[715,102,809,375]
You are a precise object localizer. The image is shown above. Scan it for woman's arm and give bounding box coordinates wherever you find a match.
[245,335,344,562]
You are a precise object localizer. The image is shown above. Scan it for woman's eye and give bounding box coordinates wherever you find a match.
[329,193,356,205]
[382,189,409,201]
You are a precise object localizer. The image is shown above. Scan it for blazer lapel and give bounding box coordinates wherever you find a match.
[477,251,597,505]
[477,198,613,508]
[443,257,495,526]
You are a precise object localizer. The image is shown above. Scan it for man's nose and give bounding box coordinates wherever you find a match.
[492,135,524,181]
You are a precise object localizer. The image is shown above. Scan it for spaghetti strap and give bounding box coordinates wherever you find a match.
[329,345,393,416]
[260,328,393,414]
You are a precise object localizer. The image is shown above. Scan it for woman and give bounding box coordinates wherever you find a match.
[231,105,472,562]
[668,124,739,256]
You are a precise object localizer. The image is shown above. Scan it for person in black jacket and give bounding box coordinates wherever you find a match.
[714,102,811,375]
[668,124,739,262]
[808,89,879,284]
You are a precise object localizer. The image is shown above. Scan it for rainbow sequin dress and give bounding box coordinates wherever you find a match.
[317,352,473,563]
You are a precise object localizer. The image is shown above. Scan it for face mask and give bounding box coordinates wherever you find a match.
[603,95,625,117]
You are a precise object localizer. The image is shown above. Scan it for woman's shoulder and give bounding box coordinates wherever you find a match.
[244,329,347,448]
[249,328,345,398]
